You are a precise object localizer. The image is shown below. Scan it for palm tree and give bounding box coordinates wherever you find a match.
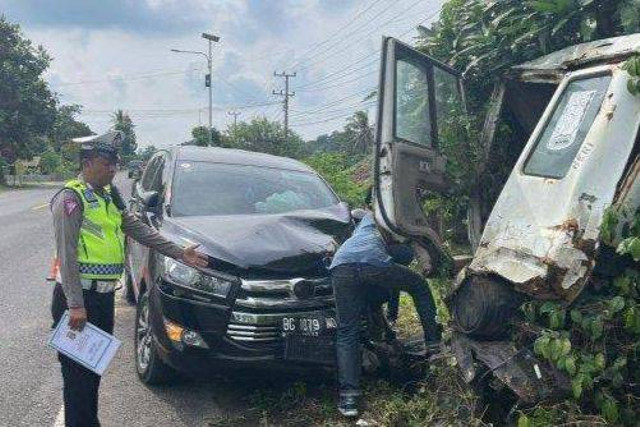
[344,110,374,155]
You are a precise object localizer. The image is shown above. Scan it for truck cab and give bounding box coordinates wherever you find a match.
[373,34,640,403]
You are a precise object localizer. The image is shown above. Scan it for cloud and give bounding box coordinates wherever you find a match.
[1,0,227,35]
[7,0,446,147]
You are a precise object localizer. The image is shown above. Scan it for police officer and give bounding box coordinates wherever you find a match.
[50,131,208,427]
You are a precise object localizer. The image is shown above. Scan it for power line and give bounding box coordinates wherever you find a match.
[297,70,378,92]
[287,0,387,70]
[296,0,427,73]
[293,6,442,96]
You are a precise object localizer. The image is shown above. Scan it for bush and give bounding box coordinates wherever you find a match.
[304,152,368,207]
[40,151,62,175]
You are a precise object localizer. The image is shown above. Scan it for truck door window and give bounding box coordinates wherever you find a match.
[524,74,612,179]
[396,59,432,146]
[434,66,462,141]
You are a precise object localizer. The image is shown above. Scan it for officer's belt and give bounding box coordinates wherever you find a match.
[80,278,117,293]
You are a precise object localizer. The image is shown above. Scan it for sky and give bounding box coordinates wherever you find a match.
[1,0,446,149]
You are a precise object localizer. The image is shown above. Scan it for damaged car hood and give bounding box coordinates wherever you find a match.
[161,204,352,274]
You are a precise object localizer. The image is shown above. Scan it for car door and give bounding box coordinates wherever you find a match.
[128,152,166,296]
[373,37,465,264]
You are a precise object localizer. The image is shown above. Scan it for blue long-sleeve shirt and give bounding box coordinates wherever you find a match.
[329,213,392,269]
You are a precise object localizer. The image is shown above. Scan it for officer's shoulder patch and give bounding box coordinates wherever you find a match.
[63,195,80,216]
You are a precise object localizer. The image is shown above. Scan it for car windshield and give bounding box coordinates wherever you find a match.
[171,161,339,217]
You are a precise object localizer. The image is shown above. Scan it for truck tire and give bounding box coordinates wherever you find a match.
[135,290,175,385]
[451,276,522,339]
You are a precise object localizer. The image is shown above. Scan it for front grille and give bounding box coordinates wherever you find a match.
[226,324,280,342]
[234,277,334,310]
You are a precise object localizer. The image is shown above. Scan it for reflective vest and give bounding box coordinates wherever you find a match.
[65,179,125,280]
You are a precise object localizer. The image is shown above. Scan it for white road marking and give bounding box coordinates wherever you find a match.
[31,203,50,211]
[53,405,65,427]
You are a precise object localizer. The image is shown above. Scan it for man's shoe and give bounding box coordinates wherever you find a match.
[338,395,359,417]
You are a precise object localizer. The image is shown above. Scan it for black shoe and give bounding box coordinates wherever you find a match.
[338,395,359,418]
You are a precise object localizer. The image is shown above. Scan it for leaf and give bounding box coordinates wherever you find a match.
[608,296,626,314]
[560,338,572,356]
[590,318,604,341]
[595,353,606,371]
[540,301,556,314]
[628,78,640,97]
[517,415,532,427]
[628,237,640,260]
[534,335,550,358]
[572,378,583,399]
[570,309,583,324]
[565,355,577,376]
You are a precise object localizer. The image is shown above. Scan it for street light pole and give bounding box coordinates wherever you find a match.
[202,33,220,146]
[171,32,220,146]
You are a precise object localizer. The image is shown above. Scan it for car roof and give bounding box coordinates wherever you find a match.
[513,33,640,76]
[173,146,315,173]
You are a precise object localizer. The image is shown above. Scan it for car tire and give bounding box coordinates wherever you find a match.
[135,290,175,385]
[123,270,136,305]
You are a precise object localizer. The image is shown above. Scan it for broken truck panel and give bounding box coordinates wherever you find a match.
[453,333,571,404]
[467,63,640,303]
[511,34,640,78]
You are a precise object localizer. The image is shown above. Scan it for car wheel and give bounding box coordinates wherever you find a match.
[135,290,175,385]
[123,270,136,305]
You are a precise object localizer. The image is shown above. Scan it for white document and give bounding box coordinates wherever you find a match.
[48,311,121,376]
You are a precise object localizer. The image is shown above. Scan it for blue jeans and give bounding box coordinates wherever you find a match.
[331,263,441,397]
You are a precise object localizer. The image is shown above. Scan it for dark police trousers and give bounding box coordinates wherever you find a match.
[51,283,115,427]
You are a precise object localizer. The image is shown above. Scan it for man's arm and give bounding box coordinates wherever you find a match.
[120,212,209,267]
[52,190,85,308]
[411,241,433,277]
[52,190,88,330]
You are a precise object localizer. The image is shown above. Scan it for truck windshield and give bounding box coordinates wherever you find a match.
[171,162,339,217]
[523,74,612,179]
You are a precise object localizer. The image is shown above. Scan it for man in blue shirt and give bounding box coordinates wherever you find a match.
[330,212,441,417]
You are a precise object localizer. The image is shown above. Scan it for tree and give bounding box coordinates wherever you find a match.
[111,110,137,157]
[189,125,227,147]
[0,16,57,163]
[50,104,92,152]
[344,110,374,155]
[138,145,158,162]
[226,117,304,159]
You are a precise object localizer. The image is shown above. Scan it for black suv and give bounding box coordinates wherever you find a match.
[125,146,352,384]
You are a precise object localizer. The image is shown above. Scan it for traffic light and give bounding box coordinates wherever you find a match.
[205,74,211,88]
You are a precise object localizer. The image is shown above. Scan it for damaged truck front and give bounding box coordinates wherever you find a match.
[372,34,640,405]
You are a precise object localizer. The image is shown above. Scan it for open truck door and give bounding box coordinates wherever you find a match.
[373,37,465,268]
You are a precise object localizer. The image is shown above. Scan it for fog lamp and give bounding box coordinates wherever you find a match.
[164,319,209,348]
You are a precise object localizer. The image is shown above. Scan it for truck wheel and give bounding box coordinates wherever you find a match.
[451,276,522,339]
[135,290,175,385]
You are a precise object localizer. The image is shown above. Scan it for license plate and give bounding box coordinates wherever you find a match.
[281,314,337,365]
[281,315,336,337]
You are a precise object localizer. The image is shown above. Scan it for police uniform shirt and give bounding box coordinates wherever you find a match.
[51,175,185,309]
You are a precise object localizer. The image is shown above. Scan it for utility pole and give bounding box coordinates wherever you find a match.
[227,110,241,129]
[272,71,296,140]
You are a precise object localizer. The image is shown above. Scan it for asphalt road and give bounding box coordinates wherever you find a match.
[0,175,280,427]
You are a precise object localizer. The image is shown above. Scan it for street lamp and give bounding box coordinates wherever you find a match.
[171,32,220,146]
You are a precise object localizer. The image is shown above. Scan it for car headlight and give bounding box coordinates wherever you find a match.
[162,257,234,298]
